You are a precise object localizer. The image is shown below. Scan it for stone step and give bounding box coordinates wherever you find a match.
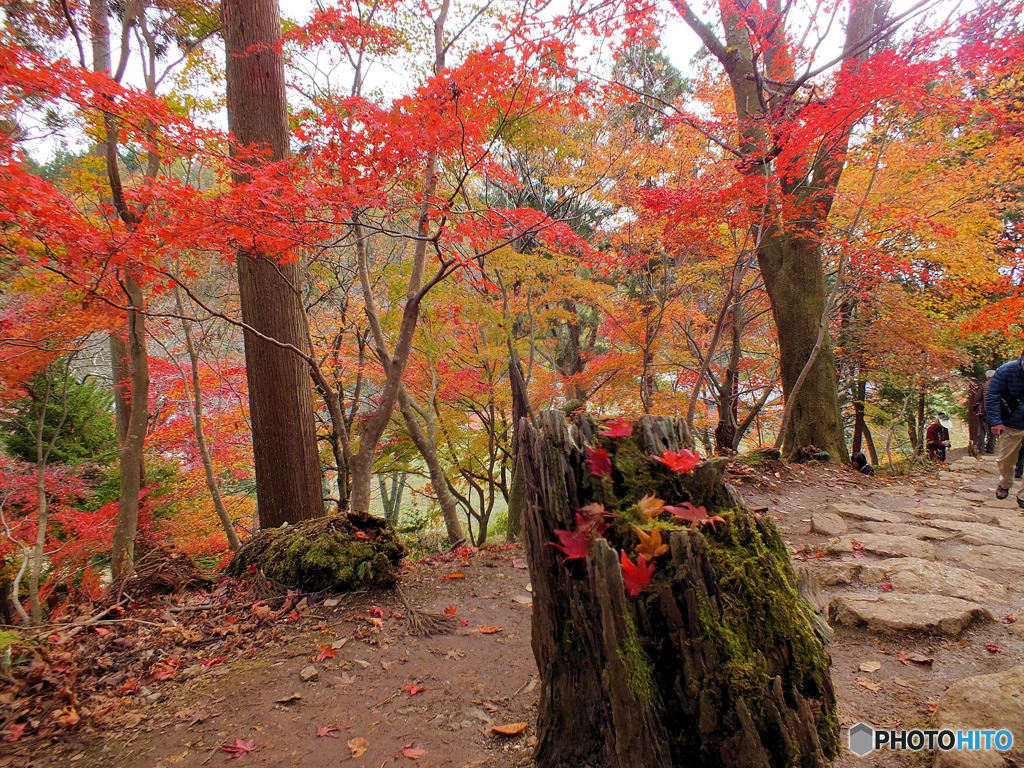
[828,593,992,635]
[933,665,1024,768]
[849,520,953,541]
[857,557,1009,604]
[949,544,1024,572]
[824,502,906,524]
[826,533,936,560]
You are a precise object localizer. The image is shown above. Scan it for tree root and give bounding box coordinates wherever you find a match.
[397,586,454,636]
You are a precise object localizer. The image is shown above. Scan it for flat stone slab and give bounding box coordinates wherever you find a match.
[826,534,936,560]
[857,557,1009,603]
[810,511,848,537]
[850,521,953,540]
[933,664,1024,768]
[949,545,1024,572]
[922,519,1024,550]
[828,593,991,635]
[910,505,1002,525]
[948,458,984,473]
[807,560,861,586]
[823,502,906,524]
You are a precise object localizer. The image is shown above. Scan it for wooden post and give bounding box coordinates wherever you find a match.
[519,412,837,768]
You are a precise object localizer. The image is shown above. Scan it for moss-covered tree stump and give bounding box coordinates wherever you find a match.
[520,413,837,768]
[226,511,405,592]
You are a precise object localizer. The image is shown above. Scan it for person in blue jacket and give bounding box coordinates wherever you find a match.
[985,350,1024,507]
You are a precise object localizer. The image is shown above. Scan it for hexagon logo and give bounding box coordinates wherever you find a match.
[848,722,875,757]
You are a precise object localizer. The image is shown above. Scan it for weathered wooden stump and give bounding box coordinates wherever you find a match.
[520,413,837,768]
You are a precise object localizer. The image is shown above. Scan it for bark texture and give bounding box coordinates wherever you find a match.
[223,0,325,528]
[520,412,837,768]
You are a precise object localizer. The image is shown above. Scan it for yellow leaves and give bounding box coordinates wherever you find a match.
[633,526,668,560]
[636,493,664,521]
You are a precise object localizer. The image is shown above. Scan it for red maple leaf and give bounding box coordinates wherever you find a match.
[652,449,700,472]
[620,551,655,596]
[443,604,457,616]
[879,581,893,592]
[220,738,256,759]
[403,682,425,695]
[314,644,336,662]
[600,418,633,438]
[317,724,341,738]
[551,523,593,560]
[585,446,612,477]
[983,642,1002,653]
[664,502,725,530]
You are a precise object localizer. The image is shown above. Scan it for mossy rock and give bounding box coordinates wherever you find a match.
[226,512,405,592]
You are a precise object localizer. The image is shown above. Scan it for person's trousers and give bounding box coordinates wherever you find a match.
[995,426,1024,492]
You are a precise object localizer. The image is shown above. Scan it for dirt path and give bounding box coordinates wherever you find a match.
[36,458,1024,768]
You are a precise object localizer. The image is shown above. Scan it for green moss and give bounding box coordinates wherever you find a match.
[226,514,405,592]
[0,630,21,655]
[610,438,656,507]
[617,614,657,704]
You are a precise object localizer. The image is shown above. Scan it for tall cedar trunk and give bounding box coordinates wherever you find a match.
[110,278,149,578]
[397,387,467,545]
[520,413,837,767]
[222,0,325,528]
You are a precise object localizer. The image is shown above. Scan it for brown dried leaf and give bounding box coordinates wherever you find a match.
[492,722,528,736]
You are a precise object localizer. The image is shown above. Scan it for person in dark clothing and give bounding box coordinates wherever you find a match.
[1017,443,1024,480]
[982,370,996,453]
[851,451,875,476]
[985,351,1024,506]
[925,413,952,461]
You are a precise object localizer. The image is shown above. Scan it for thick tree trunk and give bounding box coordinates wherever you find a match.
[223,0,325,529]
[760,238,848,462]
[520,412,837,768]
[110,278,149,579]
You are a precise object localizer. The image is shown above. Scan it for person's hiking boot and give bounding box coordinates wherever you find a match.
[996,486,1009,500]
[1018,494,1024,510]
